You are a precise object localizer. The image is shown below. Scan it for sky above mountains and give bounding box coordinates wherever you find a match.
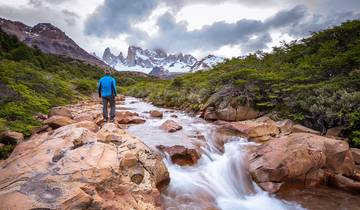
[0,0,359,58]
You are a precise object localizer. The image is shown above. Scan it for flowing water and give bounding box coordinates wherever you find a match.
[121,97,359,210]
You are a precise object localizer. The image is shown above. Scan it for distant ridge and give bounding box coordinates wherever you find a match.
[0,17,106,67]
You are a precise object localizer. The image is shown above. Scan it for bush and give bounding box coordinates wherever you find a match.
[125,20,360,147]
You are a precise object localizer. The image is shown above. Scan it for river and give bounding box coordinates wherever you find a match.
[121,97,360,210]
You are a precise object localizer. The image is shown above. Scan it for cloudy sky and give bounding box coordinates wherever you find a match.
[0,0,359,58]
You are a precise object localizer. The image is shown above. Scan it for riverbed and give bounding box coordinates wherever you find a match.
[121,97,360,210]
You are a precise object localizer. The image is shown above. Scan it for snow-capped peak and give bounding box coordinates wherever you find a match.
[102,46,225,74]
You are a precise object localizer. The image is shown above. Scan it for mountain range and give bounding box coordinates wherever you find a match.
[0,17,105,67]
[0,17,225,76]
[102,46,225,76]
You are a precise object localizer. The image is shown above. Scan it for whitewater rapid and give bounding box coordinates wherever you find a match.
[122,97,304,210]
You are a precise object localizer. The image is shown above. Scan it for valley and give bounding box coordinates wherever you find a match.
[0,15,359,210]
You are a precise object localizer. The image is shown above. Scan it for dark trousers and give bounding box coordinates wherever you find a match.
[102,96,115,120]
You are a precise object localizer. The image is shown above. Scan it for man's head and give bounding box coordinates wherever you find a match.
[104,69,111,75]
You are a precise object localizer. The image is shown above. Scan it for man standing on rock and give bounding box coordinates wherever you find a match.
[98,68,117,123]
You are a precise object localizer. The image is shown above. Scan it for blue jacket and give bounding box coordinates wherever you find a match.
[98,75,117,97]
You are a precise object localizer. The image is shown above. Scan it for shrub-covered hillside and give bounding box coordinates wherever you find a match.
[0,29,155,158]
[126,20,360,146]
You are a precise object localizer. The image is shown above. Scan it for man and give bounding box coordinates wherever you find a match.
[98,69,117,123]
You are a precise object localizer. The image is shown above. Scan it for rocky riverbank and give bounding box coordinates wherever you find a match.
[0,96,169,210]
[0,96,359,210]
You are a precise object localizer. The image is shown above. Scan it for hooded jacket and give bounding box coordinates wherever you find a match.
[98,75,117,97]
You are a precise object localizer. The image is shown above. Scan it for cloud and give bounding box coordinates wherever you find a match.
[83,0,360,55]
[28,0,42,7]
[61,9,80,26]
[29,0,72,7]
[84,0,158,37]
[142,6,306,53]
[0,4,85,48]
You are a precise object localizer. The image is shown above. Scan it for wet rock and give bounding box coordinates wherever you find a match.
[292,124,321,135]
[157,145,200,166]
[203,105,258,122]
[160,120,182,132]
[0,130,24,144]
[249,133,355,193]
[203,107,218,121]
[328,174,360,193]
[115,95,125,101]
[170,114,178,118]
[211,127,244,152]
[218,119,279,141]
[150,110,163,118]
[351,148,360,165]
[326,126,344,137]
[129,117,146,124]
[258,182,283,193]
[116,111,145,124]
[276,119,294,134]
[44,116,75,129]
[48,107,73,119]
[305,169,326,187]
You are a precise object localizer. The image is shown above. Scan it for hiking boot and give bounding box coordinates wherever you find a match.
[103,119,108,123]
[110,118,115,123]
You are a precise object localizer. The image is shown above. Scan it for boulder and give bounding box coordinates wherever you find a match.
[73,121,99,133]
[328,174,360,193]
[116,111,146,124]
[276,119,294,134]
[218,119,279,141]
[0,119,169,210]
[44,115,75,129]
[203,107,218,121]
[74,113,94,122]
[32,125,51,135]
[203,105,258,122]
[157,145,200,166]
[292,124,320,135]
[351,148,360,165]
[150,110,163,118]
[249,133,355,193]
[160,120,182,132]
[48,106,73,119]
[115,95,125,101]
[326,126,344,137]
[0,130,24,144]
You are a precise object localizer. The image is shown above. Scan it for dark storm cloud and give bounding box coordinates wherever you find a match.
[84,0,158,37]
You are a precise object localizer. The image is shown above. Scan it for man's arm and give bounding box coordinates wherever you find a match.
[112,78,117,96]
[97,79,102,98]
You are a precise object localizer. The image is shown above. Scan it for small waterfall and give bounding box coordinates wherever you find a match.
[124,97,305,210]
[162,139,304,210]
